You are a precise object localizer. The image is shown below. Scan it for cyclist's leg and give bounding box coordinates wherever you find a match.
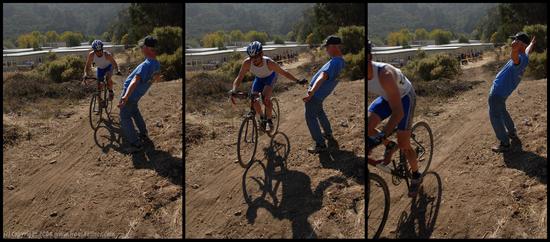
[367,97,391,136]
[396,91,418,172]
[251,76,264,118]
[262,73,277,119]
[105,65,113,91]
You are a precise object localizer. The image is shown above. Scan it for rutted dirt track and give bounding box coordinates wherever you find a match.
[368,53,547,238]
[3,74,183,238]
[185,57,365,238]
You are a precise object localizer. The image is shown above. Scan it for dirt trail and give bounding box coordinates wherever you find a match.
[3,71,183,238]
[368,53,547,238]
[185,55,365,238]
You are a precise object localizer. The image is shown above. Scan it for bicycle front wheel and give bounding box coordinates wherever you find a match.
[368,172,390,239]
[267,97,280,137]
[237,117,258,168]
[411,121,433,176]
[89,94,102,130]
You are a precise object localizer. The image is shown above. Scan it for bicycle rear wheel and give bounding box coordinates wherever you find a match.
[237,117,258,168]
[267,97,280,137]
[89,94,102,130]
[411,121,433,176]
[368,172,390,239]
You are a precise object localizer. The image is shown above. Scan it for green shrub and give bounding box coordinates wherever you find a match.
[158,46,182,80]
[152,26,182,55]
[525,50,547,79]
[337,26,365,54]
[342,48,365,80]
[38,55,85,83]
[403,53,460,82]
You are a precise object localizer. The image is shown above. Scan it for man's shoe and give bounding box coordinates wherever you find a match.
[508,132,520,141]
[491,143,511,153]
[124,143,143,154]
[307,143,327,154]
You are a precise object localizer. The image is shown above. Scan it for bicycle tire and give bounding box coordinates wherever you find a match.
[237,117,258,168]
[104,87,113,116]
[267,97,280,137]
[411,121,433,177]
[89,94,102,130]
[368,172,390,239]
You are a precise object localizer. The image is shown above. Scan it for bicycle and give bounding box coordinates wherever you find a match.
[83,75,113,130]
[367,121,433,238]
[230,91,280,168]
[367,172,390,239]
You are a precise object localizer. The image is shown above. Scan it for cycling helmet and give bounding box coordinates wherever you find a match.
[246,41,262,57]
[92,40,104,51]
[367,39,372,55]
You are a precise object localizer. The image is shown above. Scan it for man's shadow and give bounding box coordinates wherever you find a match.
[503,138,547,184]
[93,115,182,187]
[242,132,348,238]
[318,137,365,185]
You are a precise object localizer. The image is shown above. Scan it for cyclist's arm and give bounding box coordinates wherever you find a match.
[122,75,141,100]
[379,66,404,135]
[267,59,300,82]
[84,52,94,75]
[232,59,250,90]
[105,52,119,72]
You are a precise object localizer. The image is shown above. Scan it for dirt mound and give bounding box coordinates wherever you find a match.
[185,53,365,238]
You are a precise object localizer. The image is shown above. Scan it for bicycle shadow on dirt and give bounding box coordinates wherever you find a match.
[502,139,547,184]
[318,138,365,185]
[93,115,125,154]
[392,171,442,239]
[93,115,182,187]
[242,131,348,238]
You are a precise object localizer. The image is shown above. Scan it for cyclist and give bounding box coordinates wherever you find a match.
[488,32,535,153]
[118,36,162,153]
[230,41,307,133]
[84,40,122,101]
[367,39,420,197]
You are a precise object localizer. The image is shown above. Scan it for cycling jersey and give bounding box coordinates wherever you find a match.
[93,51,112,69]
[368,61,412,100]
[368,61,416,131]
[249,56,274,78]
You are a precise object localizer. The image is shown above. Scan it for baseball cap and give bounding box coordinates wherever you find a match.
[139,35,157,48]
[509,32,530,45]
[321,35,342,47]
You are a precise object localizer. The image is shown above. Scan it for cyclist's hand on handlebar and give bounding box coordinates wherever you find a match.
[228,89,237,95]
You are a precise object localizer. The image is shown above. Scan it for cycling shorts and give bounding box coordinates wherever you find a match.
[97,64,112,81]
[368,88,416,130]
[251,71,277,93]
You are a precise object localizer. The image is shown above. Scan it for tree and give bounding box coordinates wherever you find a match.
[152,26,182,55]
[337,26,364,54]
[273,35,285,45]
[430,29,452,45]
[415,28,429,41]
[45,31,59,44]
[286,31,296,42]
[523,24,547,53]
[245,31,268,44]
[458,35,470,43]
[229,30,244,45]
[60,31,83,47]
